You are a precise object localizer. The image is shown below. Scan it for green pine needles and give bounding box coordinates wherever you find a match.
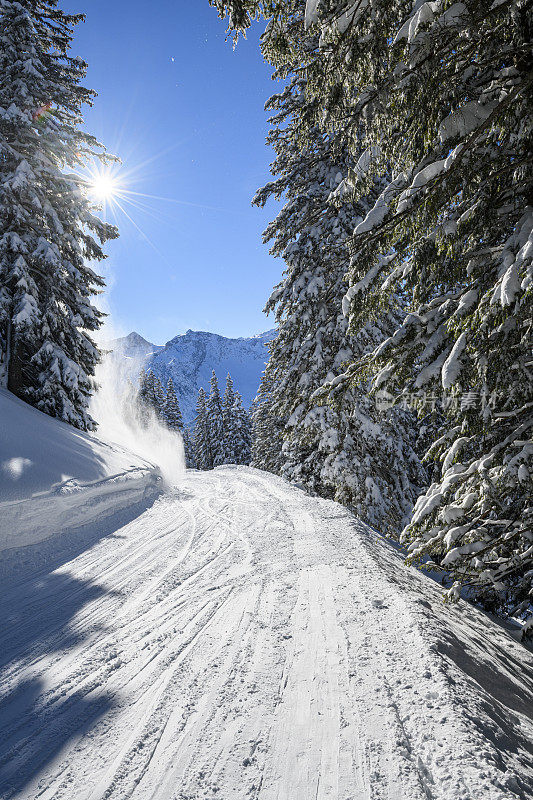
[0,0,118,429]
[212,0,533,632]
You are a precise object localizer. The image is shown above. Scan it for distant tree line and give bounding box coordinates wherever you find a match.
[137,368,251,470]
[137,369,195,466]
[193,370,251,469]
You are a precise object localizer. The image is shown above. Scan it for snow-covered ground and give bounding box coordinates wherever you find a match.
[0,389,160,564]
[1,464,532,800]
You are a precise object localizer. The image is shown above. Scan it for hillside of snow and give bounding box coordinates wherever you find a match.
[108,329,276,423]
[1,463,532,799]
[0,389,160,566]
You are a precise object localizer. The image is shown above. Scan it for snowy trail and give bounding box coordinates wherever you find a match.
[1,467,532,800]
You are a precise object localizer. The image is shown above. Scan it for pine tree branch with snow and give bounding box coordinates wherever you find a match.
[0,0,118,430]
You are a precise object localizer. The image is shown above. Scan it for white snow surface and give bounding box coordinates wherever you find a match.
[441,332,468,389]
[304,0,321,29]
[0,389,160,554]
[1,460,532,799]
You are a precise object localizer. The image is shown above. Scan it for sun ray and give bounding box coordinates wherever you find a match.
[112,196,176,270]
[113,191,199,226]
[121,189,227,213]
[90,172,119,201]
[117,196,174,224]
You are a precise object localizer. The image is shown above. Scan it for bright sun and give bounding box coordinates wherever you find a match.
[90,172,119,202]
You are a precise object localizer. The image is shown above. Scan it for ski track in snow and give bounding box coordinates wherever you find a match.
[0,466,532,800]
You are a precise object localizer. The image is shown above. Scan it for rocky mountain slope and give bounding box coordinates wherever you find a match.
[106,332,163,362]
[108,329,275,423]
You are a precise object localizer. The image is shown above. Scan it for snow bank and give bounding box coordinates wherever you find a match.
[0,389,160,559]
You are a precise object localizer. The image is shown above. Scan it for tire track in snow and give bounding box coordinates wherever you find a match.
[0,467,531,800]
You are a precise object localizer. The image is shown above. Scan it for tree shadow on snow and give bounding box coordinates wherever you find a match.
[0,499,159,797]
[0,675,115,798]
[0,570,110,672]
[0,568,120,797]
[0,490,160,591]
[436,628,533,725]
[436,628,533,782]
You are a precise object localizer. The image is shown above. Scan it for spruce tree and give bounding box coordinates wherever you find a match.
[138,369,154,406]
[163,377,183,432]
[300,0,533,617]
[207,370,225,467]
[193,387,213,470]
[0,0,117,430]
[250,6,426,533]
[137,369,167,426]
[222,373,237,463]
[232,390,251,465]
[251,370,284,475]
[154,377,166,419]
[182,427,195,469]
[164,378,183,432]
[137,369,155,424]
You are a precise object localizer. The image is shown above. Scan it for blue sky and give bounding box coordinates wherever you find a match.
[63,0,280,344]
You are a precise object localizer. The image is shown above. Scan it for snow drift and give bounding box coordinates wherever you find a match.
[90,350,185,488]
[0,389,160,563]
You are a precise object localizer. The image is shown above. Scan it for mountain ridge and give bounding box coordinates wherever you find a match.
[108,328,276,424]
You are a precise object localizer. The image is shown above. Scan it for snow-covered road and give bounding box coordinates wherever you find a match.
[1,467,532,800]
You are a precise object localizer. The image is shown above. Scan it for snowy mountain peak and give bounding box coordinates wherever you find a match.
[125,331,153,346]
[163,328,276,347]
[107,328,276,424]
[107,331,163,359]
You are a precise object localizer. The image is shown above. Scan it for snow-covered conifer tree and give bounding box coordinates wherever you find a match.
[137,369,155,423]
[222,373,237,463]
[152,377,166,422]
[251,6,425,532]
[163,378,183,432]
[0,0,117,429]
[193,387,212,471]
[182,428,195,469]
[207,370,224,467]
[251,370,284,475]
[302,0,533,618]
[232,390,251,465]
[137,368,149,403]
